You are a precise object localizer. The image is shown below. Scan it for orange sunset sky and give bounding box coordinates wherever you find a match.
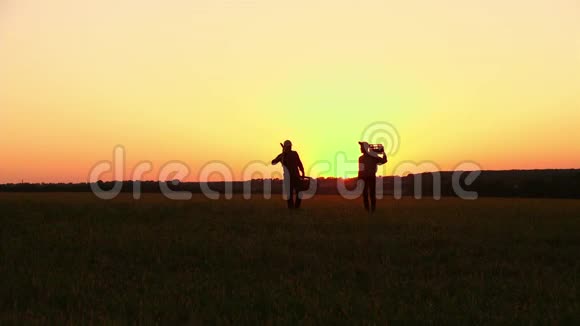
[1,0,579,182]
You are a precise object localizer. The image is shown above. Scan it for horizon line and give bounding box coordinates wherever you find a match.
[3,168,580,185]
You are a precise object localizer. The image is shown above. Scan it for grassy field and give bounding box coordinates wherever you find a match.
[1,193,580,324]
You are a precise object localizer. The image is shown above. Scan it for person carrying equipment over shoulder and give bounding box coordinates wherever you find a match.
[358,141,388,213]
[272,140,305,209]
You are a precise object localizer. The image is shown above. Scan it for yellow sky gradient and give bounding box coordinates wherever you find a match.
[1,0,579,182]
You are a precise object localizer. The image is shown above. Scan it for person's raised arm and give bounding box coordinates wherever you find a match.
[377,153,388,165]
[272,153,283,165]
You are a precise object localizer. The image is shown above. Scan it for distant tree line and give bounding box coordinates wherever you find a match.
[1,170,579,199]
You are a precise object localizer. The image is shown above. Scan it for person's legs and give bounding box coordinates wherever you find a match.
[369,176,377,212]
[294,182,302,209]
[362,178,370,211]
[285,176,294,209]
[293,176,302,209]
[294,190,302,208]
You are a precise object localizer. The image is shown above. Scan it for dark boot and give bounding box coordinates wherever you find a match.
[363,196,369,211]
[294,193,302,209]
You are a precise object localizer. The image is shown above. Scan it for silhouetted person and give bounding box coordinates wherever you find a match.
[272,140,305,209]
[358,141,387,213]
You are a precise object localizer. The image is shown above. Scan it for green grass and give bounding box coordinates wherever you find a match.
[1,193,580,324]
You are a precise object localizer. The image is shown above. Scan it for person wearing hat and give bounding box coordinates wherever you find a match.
[272,140,305,209]
[358,141,388,213]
